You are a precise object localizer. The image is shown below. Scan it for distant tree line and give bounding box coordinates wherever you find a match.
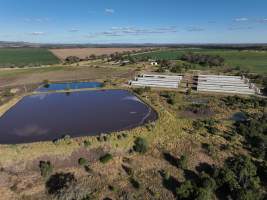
[181,52,225,66]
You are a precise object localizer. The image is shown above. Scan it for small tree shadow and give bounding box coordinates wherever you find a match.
[159,170,180,196]
[163,152,178,167]
[183,169,199,182]
[195,162,214,176]
[46,172,76,195]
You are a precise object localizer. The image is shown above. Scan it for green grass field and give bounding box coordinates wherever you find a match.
[0,48,60,67]
[133,49,267,73]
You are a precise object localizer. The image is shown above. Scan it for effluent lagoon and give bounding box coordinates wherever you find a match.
[37,82,103,92]
[0,90,157,144]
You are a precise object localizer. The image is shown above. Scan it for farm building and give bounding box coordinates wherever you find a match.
[150,61,158,66]
[196,75,261,95]
[129,74,183,89]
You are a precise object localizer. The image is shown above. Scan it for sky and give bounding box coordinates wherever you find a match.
[0,0,267,44]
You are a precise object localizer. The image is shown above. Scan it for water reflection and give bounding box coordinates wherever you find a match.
[37,82,103,92]
[0,90,157,144]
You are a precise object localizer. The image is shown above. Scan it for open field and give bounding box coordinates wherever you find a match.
[0,65,136,88]
[133,48,267,73]
[0,48,60,67]
[50,47,142,60]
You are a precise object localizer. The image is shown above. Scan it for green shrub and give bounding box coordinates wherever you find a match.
[129,177,140,189]
[133,137,148,154]
[177,155,188,170]
[83,140,91,147]
[176,180,195,199]
[202,143,215,156]
[78,157,88,166]
[99,153,113,164]
[43,79,50,88]
[133,86,151,95]
[214,155,262,199]
[39,161,53,178]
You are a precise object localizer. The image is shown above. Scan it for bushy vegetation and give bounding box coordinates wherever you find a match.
[181,52,224,66]
[39,161,53,178]
[65,56,81,64]
[133,137,148,154]
[133,48,267,73]
[46,172,77,197]
[213,155,263,200]
[99,153,113,164]
[222,95,267,109]
[160,92,177,105]
[177,155,188,170]
[78,157,88,166]
[175,155,265,200]
[185,104,213,117]
[133,86,151,95]
[193,119,219,134]
[234,112,267,159]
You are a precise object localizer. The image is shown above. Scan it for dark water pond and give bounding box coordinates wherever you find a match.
[37,82,103,92]
[0,90,157,144]
[231,112,247,122]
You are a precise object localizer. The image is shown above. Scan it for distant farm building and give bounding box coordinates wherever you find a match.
[196,75,261,95]
[129,74,183,89]
[150,61,158,66]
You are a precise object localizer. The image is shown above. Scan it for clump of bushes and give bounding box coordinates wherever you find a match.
[181,52,224,66]
[202,143,215,156]
[43,79,50,88]
[222,95,266,109]
[78,157,88,166]
[129,177,140,189]
[193,119,219,134]
[213,155,263,199]
[83,140,91,147]
[186,104,213,116]
[2,88,14,97]
[133,86,151,95]
[133,137,148,154]
[53,134,72,145]
[175,155,265,200]
[45,172,77,197]
[177,155,188,170]
[234,112,267,159]
[39,161,53,178]
[99,153,113,164]
[160,92,176,105]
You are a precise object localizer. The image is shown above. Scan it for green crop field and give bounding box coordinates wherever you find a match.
[133,49,267,74]
[0,48,60,67]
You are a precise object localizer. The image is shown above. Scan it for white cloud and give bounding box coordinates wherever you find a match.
[234,17,249,22]
[256,18,267,24]
[186,26,205,32]
[30,32,45,36]
[84,26,177,38]
[69,29,79,32]
[105,8,115,14]
[228,26,253,31]
[24,17,50,23]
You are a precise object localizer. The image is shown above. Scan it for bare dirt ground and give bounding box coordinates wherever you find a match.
[50,48,142,60]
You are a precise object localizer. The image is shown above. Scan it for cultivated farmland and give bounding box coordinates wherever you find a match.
[50,47,142,60]
[0,48,60,67]
[133,48,267,73]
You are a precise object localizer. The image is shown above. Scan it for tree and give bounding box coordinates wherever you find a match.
[39,161,53,178]
[133,137,148,154]
[178,155,188,170]
[176,180,195,199]
[65,56,80,64]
